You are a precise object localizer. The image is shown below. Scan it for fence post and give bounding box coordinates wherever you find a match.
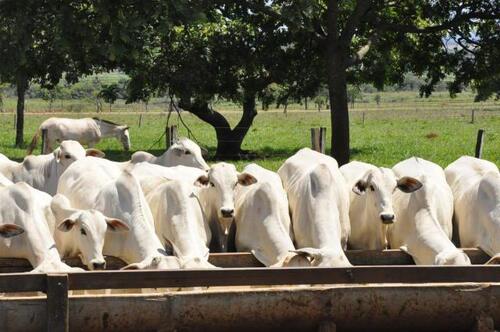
[471,109,475,124]
[138,114,143,128]
[41,129,49,154]
[362,112,365,127]
[46,273,69,332]
[311,127,326,154]
[166,125,178,149]
[475,129,485,158]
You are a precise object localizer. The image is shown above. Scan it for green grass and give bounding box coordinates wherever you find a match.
[1,108,498,170]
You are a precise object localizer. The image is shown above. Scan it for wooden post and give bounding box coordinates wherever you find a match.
[138,114,143,127]
[41,129,49,154]
[166,125,178,149]
[362,112,365,127]
[471,109,475,124]
[46,274,69,332]
[311,127,327,154]
[475,129,485,158]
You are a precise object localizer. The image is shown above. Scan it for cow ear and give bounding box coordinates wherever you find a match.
[57,219,77,232]
[352,180,368,195]
[237,173,257,186]
[194,174,209,187]
[86,149,105,158]
[105,218,129,232]
[397,177,423,193]
[0,224,25,238]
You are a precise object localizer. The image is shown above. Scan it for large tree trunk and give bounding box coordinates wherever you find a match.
[180,91,257,159]
[15,74,28,147]
[327,0,350,165]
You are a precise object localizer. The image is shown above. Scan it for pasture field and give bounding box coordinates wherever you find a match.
[0,108,498,170]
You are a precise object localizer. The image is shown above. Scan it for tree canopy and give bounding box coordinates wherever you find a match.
[0,0,498,160]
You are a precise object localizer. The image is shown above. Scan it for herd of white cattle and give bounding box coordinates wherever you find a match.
[0,135,499,273]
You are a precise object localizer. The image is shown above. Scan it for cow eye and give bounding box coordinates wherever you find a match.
[184,150,191,155]
[64,154,71,159]
[80,228,87,236]
[209,182,215,187]
[370,185,375,191]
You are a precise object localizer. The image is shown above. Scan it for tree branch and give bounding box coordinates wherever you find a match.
[340,0,372,48]
[373,11,499,34]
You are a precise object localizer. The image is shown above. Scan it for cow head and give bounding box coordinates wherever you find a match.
[352,167,422,225]
[0,224,25,238]
[195,162,257,235]
[54,140,105,170]
[118,126,131,151]
[168,137,209,170]
[51,194,129,270]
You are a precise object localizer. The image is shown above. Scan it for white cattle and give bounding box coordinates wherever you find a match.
[27,117,131,153]
[0,140,104,195]
[445,156,500,263]
[278,148,351,267]
[58,158,181,270]
[145,179,215,268]
[0,182,82,272]
[49,194,129,270]
[130,162,205,196]
[131,137,209,170]
[239,163,293,237]
[235,165,310,267]
[195,162,257,252]
[388,157,470,265]
[340,161,422,250]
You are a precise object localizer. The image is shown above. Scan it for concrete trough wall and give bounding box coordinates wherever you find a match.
[1,283,499,332]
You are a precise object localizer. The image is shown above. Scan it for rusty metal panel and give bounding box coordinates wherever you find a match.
[1,283,499,332]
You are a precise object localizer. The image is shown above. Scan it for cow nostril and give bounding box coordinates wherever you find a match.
[92,262,106,270]
[380,214,395,224]
[220,208,234,217]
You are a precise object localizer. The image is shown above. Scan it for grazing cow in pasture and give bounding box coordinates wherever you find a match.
[389,157,470,265]
[0,140,104,195]
[131,137,209,170]
[278,148,351,267]
[50,194,130,270]
[145,179,215,268]
[57,158,181,270]
[194,162,257,252]
[0,182,82,272]
[340,161,422,250]
[445,156,500,263]
[27,117,131,154]
[235,164,310,267]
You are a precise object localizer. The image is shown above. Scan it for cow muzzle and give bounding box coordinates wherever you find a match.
[380,213,395,224]
[91,261,107,270]
[220,208,234,218]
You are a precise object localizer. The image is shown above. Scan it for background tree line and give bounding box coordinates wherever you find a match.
[0,0,498,163]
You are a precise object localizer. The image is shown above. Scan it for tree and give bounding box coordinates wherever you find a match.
[127,2,301,158]
[0,0,195,146]
[98,84,120,112]
[250,1,499,165]
[0,1,74,146]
